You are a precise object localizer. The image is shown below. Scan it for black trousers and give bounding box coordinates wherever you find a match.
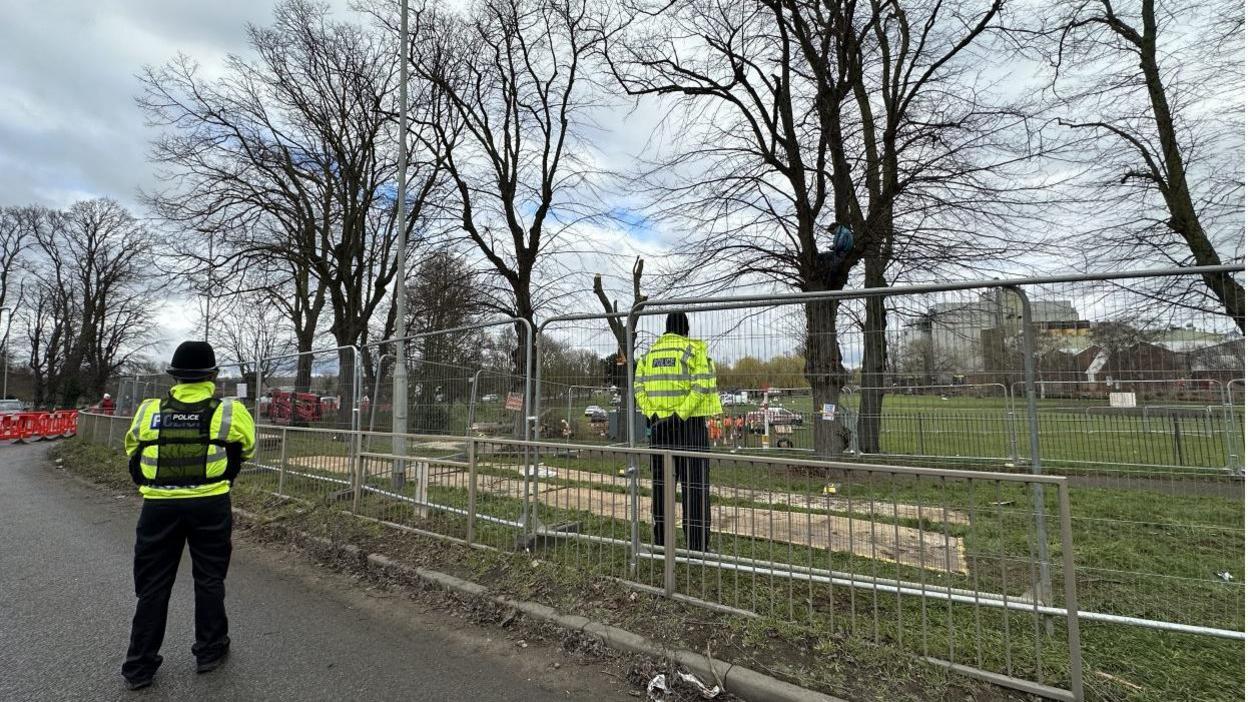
[649,415,711,552]
[122,494,232,681]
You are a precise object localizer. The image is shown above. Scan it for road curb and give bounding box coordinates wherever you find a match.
[237,509,844,702]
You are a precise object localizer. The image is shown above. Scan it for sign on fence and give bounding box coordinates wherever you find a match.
[236,383,248,399]
[504,392,524,411]
[1109,391,1137,408]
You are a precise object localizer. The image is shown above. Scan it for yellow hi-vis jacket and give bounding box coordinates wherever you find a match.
[124,381,257,500]
[634,333,723,419]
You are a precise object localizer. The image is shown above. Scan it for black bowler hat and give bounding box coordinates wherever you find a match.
[665,312,690,336]
[167,341,218,380]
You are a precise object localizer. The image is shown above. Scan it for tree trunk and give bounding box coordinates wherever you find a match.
[294,326,315,395]
[857,257,888,454]
[805,297,849,458]
[1137,1,1245,330]
[512,313,532,439]
[336,343,357,428]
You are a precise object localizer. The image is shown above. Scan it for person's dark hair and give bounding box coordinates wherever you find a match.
[665,312,690,336]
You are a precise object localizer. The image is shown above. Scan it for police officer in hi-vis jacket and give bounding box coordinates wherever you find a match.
[633,313,722,552]
[120,341,255,690]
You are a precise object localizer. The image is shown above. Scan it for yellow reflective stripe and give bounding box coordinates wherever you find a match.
[140,448,228,468]
[216,400,233,442]
[642,372,692,382]
[131,400,156,441]
[645,389,687,398]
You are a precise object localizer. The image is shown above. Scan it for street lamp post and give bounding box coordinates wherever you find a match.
[390,0,411,489]
[0,307,11,399]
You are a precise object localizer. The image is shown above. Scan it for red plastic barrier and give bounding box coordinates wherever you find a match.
[0,414,19,442]
[0,410,79,443]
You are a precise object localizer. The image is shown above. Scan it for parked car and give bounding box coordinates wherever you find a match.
[744,407,803,428]
[481,393,500,402]
[0,398,23,415]
[771,407,803,425]
[719,391,750,406]
[584,405,608,422]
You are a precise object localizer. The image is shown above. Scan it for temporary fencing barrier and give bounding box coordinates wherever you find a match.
[109,418,1080,699]
[75,407,1246,701]
[0,410,78,442]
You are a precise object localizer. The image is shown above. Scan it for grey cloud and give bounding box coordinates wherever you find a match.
[0,0,348,210]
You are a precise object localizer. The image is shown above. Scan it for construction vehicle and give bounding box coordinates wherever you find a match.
[261,388,322,425]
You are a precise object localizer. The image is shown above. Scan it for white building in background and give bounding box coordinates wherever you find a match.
[921,292,1080,373]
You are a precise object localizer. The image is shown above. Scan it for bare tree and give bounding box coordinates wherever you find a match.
[0,207,40,317]
[205,290,297,379]
[16,200,157,406]
[1040,0,1244,328]
[21,278,75,408]
[403,0,615,384]
[592,256,647,361]
[404,248,489,427]
[139,0,445,399]
[0,207,40,393]
[608,0,1024,455]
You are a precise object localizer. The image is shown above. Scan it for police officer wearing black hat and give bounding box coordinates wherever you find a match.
[633,313,722,552]
[120,341,256,690]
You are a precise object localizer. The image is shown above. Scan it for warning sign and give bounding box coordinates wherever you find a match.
[504,392,524,411]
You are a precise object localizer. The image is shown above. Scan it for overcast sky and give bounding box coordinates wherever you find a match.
[0,0,311,209]
[0,0,354,354]
[0,0,680,358]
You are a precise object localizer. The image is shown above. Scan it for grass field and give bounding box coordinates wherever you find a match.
[523,390,1244,477]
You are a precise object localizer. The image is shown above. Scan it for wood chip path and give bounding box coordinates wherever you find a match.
[285,455,967,573]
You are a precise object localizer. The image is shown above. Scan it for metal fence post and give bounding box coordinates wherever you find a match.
[520,319,536,536]
[1008,286,1053,608]
[1057,481,1085,701]
[351,449,362,514]
[1224,381,1242,473]
[917,413,926,456]
[351,346,364,513]
[466,437,477,546]
[368,353,392,455]
[1001,383,1020,465]
[465,368,482,437]
[662,451,676,597]
[253,340,263,431]
[625,310,641,570]
[278,426,288,497]
[1170,412,1185,466]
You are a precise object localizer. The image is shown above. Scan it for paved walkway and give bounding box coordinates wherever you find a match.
[0,442,633,702]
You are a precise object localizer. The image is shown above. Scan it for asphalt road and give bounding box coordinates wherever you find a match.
[0,442,633,702]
